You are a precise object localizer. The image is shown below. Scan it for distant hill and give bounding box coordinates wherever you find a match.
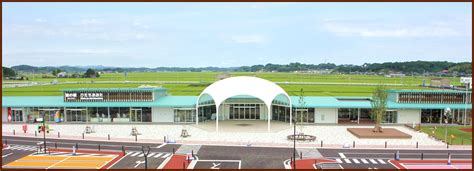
[5,61,472,76]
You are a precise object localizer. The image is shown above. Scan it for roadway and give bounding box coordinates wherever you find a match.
[2,135,472,169]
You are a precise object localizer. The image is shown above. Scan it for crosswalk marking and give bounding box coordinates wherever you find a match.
[333,158,389,165]
[130,152,140,157]
[369,159,377,164]
[7,145,36,151]
[361,159,369,164]
[352,159,360,164]
[154,153,163,158]
[161,153,171,158]
[138,154,144,157]
[148,153,156,157]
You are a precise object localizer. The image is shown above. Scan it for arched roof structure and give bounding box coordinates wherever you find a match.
[196,76,292,132]
[197,76,291,108]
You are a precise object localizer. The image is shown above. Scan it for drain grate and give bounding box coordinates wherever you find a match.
[235,124,252,127]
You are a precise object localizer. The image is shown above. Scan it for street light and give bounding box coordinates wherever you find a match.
[41,111,47,153]
[444,108,451,144]
[141,146,151,169]
[293,118,296,170]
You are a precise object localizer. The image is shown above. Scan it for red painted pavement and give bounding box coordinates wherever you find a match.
[390,159,472,170]
[291,159,337,169]
[163,154,190,169]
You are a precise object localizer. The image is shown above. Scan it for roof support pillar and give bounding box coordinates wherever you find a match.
[267,105,271,132]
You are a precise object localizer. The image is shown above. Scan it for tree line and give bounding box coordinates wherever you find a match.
[3,61,472,76]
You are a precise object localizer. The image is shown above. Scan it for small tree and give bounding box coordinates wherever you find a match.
[297,88,306,134]
[84,68,99,78]
[371,85,388,133]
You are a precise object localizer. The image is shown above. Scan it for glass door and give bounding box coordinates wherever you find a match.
[131,108,142,122]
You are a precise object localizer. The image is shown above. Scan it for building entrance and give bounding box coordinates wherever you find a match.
[229,104,260,120]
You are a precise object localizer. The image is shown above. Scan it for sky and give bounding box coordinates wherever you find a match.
[2,2,472,67]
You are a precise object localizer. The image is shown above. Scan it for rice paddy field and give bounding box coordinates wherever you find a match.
[2,72,456,96]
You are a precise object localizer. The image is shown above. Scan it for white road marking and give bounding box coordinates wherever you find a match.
[156,143,167,149]
[2,153,13,158]
[130,152,140,157]
[377,159,386,164]
[161,153,171,158]
[148,153,156,158]
[369,159,377,164]
[211,163,221,169]
[154,153,163,158]
[338,153,346,158]
[138,154,144,157]
[352,158,360,164]
[361,159,369,164]
[335,158,343,163]
[344,159,351,163]
[134,161,145,168]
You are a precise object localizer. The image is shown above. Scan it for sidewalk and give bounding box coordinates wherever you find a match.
[3,131,471,150]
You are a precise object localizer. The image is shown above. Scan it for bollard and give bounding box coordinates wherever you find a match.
[416,142,419,148]
[135,135,137,142]
[321,141,323,147]
[192,150,194,157]
[121,145,125,154]
[55,142,57,149]
[58,132,60,138]
[164,136,166,143]
[76,143,78,150]
[421,153,424,160]
[98,144,101,151]
[447,153,451,165]
[353,141,355,148]
[82,133,84,139]
[5,139,7,145]
[446,142,449,149]
[13,129,15,135]
[173,148,175,154]
[300,151,303,160]
[385,141,387,148]
[290,157,293,166]
[108,134,110,141]
[35,131,37,137]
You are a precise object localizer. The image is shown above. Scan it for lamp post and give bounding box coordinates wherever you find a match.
[41,111,47,153]
[293,118,296,170]
[141,146,151,169]
[444,108,451,144]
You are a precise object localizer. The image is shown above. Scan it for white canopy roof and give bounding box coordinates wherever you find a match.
[197,76,291,107]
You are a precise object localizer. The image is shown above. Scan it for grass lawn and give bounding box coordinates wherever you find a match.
[419,125,472,145]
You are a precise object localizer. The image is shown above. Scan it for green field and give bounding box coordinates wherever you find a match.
[419,125,472,145]
[3,72,449,96]
[10,72,462,85]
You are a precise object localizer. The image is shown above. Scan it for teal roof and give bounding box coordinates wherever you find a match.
[386,89,471,93]
[62,88,167,92]
[2,96,195,108]
[2,95,471,110]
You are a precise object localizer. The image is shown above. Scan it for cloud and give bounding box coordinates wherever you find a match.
[230,35,265,44]
[321,18,470,38]
[80,18,101,26]
[34,18,47,23]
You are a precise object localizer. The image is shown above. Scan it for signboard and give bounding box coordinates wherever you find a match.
[7,107,12,122]
[80,93,103,100]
